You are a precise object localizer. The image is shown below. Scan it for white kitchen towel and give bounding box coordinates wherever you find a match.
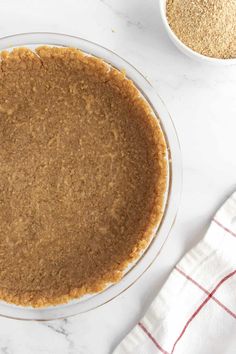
[114,192,236,354]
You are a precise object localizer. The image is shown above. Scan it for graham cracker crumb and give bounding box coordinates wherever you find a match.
[166,0,236,59]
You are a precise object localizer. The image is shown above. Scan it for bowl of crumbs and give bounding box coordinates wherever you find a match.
[160,0,236,64]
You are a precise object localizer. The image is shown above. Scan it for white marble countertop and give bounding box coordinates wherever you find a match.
[0,0,236,353]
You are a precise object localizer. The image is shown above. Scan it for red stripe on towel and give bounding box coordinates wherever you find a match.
[171,269,236,353]
[138,322,169,354]
[213,219,236,238]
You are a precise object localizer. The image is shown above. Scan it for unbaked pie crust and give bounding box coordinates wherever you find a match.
[0,47,167,307]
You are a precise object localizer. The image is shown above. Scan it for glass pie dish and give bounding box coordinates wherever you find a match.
[0,32,182,320]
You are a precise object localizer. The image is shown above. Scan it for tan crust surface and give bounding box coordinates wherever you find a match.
[0,46,167,307]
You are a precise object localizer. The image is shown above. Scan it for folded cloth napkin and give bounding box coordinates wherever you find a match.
[114,192,236,354]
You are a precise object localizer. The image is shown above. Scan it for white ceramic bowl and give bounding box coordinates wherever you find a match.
[159,0,236,65]
[0,32,182,320]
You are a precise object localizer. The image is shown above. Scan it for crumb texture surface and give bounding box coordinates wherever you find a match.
[0,47,167,307]
[167,0,236,59]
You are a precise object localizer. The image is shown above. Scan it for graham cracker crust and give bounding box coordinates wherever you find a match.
[0,47,167,307]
